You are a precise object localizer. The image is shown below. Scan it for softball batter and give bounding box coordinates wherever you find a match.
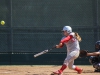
[51,26,83,75]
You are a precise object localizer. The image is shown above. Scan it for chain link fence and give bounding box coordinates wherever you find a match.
[0,0,100,54]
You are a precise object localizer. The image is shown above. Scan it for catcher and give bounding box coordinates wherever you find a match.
[89,41,100,72]
[79,40,100,72]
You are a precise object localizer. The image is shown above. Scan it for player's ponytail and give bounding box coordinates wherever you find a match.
[74,32,82,42]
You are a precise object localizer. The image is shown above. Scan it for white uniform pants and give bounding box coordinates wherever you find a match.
[64,50,79,69]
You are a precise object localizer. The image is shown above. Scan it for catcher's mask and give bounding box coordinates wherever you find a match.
[95,41,100,51]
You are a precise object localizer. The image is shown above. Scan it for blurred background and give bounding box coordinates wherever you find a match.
[0,0,100,65]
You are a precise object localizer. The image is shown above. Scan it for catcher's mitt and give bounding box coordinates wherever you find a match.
[79,50,88,58]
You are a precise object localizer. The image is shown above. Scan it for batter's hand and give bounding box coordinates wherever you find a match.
[55,43,64,48]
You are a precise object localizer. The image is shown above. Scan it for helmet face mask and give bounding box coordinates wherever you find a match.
[95,41,100,51]
[95,45,99,49]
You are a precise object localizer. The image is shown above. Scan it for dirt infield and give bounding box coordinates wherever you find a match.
[0,65,100,75]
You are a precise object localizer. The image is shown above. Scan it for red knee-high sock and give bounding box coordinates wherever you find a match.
[74,66,81,71]
[59,64,67,72]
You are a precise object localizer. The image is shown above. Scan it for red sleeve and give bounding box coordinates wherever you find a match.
[60,35,73,43]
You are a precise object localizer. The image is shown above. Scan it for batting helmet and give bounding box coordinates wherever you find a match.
[95,41,100,51]
[62,26,72,33]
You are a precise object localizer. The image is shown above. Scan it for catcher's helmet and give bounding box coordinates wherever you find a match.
[95,41,100,51]
[62,26,72,33]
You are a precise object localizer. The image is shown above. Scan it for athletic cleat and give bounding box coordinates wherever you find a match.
[77,69,83,74]
[51,70,63,75]
[94,69,100,72]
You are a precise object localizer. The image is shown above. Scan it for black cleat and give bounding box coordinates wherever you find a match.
[94,69,100,72]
